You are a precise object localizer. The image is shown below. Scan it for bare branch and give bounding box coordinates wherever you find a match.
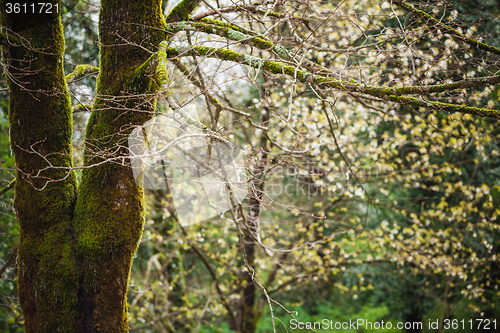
[393,0,500,56]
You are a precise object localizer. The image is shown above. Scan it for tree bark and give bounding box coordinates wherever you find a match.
[1,0,169,331]
[72,0,166,331]
[240,103,269,333]
[1,1,78,331]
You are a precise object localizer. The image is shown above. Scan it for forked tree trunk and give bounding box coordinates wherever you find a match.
[72,0,165,331]
[1,0,166,331]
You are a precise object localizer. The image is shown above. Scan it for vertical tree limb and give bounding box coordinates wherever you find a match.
[72,0,166,331]
[1,1,79,331]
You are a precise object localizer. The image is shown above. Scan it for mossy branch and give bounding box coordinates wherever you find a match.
[164,20,336,82]
[393,0,500,56]
[199,17,257,37]
[382,95,500,119]
[137,53,159,76]
[65,64,99,83]
[0,240,18,277]
[164,45,500,118]
[0,179,15,197]
[164,21,290,59]
[165,0,202,23]
[133,41,169,90]
[155,41,169,84]
[72,104,92,113]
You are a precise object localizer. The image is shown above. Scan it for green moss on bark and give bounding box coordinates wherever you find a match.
[165,0,202,23]
[165,45,500,119]
[72,0,167,331]
[1,1,79,331]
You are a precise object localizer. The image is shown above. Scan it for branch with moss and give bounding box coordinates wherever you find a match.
[65,64,99,83]
[165,0,202,23]
[188,19,330,74]
[72,104,93,113]
[393,0,500,56]
[199,17,258,38]
[164,21,290,60]
[382,95,500,119]
[0,240,18,277]
[0,179,15,198]
[164,45,500,118]
[164,16,292,63]
[156,41,168,81]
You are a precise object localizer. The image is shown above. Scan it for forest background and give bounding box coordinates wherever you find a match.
[1,0,500,332]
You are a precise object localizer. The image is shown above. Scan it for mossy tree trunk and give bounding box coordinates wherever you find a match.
[0,0,175,331]
[3,0,500,332]
[1,1,78,331]
[72,0,166,331]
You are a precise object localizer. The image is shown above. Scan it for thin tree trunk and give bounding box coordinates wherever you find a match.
[240,102,269,333]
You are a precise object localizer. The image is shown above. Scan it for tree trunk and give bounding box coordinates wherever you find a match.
[72,0,165,331]
[1,2,78,331]
[1,0,166,331]
[240,103,269,333]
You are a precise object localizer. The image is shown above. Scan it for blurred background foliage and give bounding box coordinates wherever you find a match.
[1,0,500,332]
